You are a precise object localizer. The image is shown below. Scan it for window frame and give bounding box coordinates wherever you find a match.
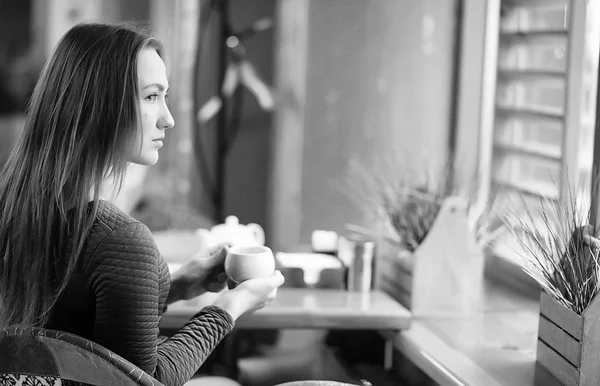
[455,0,600,295]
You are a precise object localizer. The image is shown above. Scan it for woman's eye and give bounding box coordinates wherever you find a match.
[146,94,158,102]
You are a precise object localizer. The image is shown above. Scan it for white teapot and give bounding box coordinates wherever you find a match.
[197,215,266,248]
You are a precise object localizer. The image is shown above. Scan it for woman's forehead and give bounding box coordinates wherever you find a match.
[137,48,168,89]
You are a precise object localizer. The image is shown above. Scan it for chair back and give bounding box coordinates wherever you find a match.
[274,382,359,386]
[0,327,164,386]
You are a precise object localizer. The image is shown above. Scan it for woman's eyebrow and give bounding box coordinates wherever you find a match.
[142,83,169,92]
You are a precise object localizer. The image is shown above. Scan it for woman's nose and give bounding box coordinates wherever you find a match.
[160,105,175,129]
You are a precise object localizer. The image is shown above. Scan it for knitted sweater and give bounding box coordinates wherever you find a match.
[45,200,234,386]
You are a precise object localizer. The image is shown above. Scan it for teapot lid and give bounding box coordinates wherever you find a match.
[212,215,242,234]
[224,215,239,226]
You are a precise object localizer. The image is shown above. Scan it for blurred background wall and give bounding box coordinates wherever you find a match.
[269,0,459,251]
[0,0,460,252]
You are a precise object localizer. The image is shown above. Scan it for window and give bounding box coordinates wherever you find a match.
[479,0,600,266]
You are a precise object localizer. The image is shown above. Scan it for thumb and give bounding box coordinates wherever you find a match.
[265,270,285,288]
[208,244,229,265]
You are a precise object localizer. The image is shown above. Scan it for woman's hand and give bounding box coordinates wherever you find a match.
[168,244,230,303]
[213,270,285,321]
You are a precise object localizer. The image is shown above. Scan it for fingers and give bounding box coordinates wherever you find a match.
[268,288,278,300]
[193,244,229,265]
[207,272,229,292]
[241,270,285,288]
[256,288,278,310]
[268,270,285,288]
[208,242,233,255]
[227,278,238,289]
[211,244,229,263]
[226,270,284,292]
[208,282,227,292]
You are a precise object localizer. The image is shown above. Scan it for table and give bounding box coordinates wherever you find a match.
[162,288,411,330]
[153,230,411,371]
[161,288,411,370]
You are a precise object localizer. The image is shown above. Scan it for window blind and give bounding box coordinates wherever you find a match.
[491,0,589,211]
[484,0,600,264]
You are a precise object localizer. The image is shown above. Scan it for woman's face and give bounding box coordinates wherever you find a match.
[128,48,174,166]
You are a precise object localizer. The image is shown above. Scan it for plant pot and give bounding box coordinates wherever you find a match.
[376,196,485,317]
[377,245,413,309]
[536,291,600,386]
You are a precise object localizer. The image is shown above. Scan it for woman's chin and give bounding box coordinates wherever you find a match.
[131,154,159,166]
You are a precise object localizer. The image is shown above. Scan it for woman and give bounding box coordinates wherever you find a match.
[0,23,284,385]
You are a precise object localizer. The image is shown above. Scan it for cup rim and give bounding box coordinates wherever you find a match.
[228,245,271,255]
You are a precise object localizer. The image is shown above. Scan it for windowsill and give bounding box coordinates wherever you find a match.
[389,278,561,386]
[484,249,541,299]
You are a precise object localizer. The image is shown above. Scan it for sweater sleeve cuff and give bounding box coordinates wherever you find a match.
[194,304,235,330]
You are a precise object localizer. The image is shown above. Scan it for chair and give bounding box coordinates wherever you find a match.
[274,382,360,386]
[0,327,240,386]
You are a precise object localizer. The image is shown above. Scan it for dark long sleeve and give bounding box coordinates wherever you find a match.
[86,221,234,386]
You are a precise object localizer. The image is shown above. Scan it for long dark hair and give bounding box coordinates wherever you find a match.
[0,23,163,328]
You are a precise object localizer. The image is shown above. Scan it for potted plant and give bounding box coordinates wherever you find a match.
[505,184,600,386]
[345,159,504,317]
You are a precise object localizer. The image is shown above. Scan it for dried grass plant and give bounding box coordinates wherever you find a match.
[504,182,600,315]
[345,158,505,253]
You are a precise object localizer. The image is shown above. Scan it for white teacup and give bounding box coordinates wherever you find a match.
[225,245,276,284]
